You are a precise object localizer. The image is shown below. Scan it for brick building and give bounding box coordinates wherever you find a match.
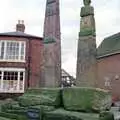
[0,20,43,93]
[97,32,120,101]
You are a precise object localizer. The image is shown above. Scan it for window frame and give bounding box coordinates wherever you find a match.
[0,68,25,93]
[0,40,26,62]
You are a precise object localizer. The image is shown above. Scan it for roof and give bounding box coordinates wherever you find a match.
[62,69,75,79]
[97,32,120,58]
[0,31,43,40]
[62,69,71,77]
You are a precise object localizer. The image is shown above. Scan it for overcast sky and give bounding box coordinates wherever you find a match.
[0,0,120,77]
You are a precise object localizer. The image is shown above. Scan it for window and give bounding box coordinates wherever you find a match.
[104,77,111,87]
[0,68,25,93]
[0,40,26,62]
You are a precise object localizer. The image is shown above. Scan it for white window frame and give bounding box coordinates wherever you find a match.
[104,77,111,87]
[0,40,26,62]
[0,68,25,93]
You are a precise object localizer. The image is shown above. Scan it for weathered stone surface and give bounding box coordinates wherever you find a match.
[44,37,56,44]
[76,0,97,87]
[76,36,97,86]
[44,109,99,120]
[0,88,113,120]
[80,15,95,35]
[18,88,61,107]
[81,0,93,17]
[79,28,95,36]
[42,0,61,87]
[62,87,112,112]
[80,6,94,17]
[83,0,91,6]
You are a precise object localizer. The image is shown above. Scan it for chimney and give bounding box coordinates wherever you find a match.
[16,20,25,32]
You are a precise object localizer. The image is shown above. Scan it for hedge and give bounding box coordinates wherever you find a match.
[18,88,62,107]
[62,87,112,112]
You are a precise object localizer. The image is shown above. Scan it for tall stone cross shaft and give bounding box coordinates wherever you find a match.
[76,0,97,87]
[42,0,61,87]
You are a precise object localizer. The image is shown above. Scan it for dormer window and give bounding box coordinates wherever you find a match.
[0,40,26,62]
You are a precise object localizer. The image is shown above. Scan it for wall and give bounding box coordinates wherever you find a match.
[29,39,43,88]
[0,36,43,90]
[97,53,120,100]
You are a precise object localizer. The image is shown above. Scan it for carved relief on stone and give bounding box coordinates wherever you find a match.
[80,0,94,17]
[46,4,55,16]
[83,0,91,6]
[46,1,58,16]
[47,0,56,4]
[80,16,95,30]
[44,45,56,66]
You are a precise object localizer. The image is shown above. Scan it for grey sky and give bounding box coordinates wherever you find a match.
[0,0,120,77]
